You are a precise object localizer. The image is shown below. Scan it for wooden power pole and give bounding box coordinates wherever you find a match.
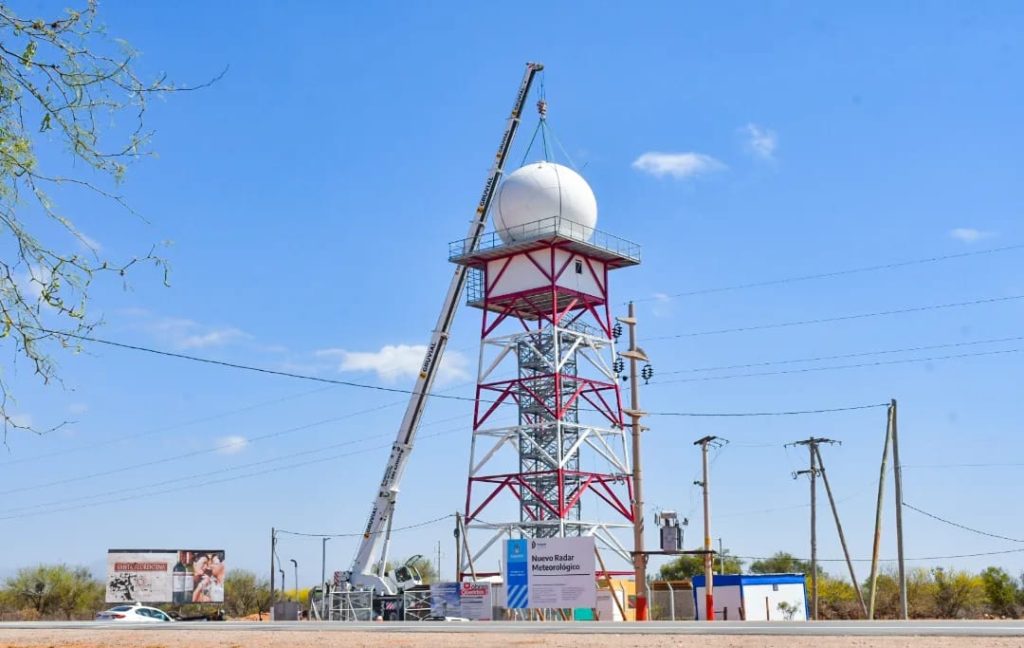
[868,403,894,619]
[618,302,651,621]
[815,445,868,617]
[787,437,839,620]
[890,399,908,619]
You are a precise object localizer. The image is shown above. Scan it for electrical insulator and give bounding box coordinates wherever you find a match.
[613,358,624,374]
[641,363,653,384]
[612,323,623,339]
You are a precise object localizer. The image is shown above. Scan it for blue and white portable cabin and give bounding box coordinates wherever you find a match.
[692,573,808,621]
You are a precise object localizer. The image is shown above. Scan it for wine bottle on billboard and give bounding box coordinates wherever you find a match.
[172,552,189,604]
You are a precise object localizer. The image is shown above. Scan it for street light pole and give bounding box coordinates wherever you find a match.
[290,559,298,601]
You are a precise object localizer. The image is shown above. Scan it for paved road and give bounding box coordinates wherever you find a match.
[1,621,1023,636]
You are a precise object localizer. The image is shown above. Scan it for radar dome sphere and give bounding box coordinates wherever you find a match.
[493,162,598,244]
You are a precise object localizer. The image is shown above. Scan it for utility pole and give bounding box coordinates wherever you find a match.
[694,435,726,621]
[788,437,839,621]
[814,445,868,617]
[868,404,894,619]
[269,528,276,620]
[436,540,443,582]
[618,302,651,621]
[321,537,330,617]
[890,399,908,619]
[454,512,463,582]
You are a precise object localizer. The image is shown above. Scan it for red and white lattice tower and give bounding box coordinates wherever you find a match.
[449,161,641,578]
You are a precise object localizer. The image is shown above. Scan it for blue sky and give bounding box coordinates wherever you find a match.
[2,1,1023,587]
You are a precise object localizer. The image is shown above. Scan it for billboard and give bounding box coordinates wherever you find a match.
[505,537,596,609]
[429,582,461,618]
[459,581,493,620]
[428,582,493,620]
[106,549,226,604]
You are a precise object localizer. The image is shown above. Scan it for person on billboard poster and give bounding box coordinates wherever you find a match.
[191,551,225,602]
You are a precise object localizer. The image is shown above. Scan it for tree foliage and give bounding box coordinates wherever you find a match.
[658,551,742,581]
[749,551,814,575]
[2,564,103,619]
[980,567,1019,618]
[223,570,270,619]
[0,2,217,436]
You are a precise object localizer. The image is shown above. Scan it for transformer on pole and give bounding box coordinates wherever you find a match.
[449,161,642,581]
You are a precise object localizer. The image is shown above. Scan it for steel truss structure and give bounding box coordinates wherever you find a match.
[450,225,640,578]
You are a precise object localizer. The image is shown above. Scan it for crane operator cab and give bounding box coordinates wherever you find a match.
[393,556,424,590]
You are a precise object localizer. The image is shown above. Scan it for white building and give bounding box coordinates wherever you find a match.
[692,573,808,621]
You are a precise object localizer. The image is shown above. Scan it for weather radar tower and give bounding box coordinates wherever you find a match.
[450,155,642,578]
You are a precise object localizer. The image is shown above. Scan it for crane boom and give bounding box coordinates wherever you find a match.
[346,62,544,593]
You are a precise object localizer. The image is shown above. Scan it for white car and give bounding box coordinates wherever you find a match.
[95,603,174,622]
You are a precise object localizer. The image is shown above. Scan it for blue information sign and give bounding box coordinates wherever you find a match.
[505,539,529,609]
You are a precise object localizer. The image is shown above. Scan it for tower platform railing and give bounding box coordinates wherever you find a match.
[448,215,642,265]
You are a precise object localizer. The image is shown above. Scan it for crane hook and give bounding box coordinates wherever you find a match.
[537,99,548,120]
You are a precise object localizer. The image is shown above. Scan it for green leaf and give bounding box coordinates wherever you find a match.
[21,40,37,68]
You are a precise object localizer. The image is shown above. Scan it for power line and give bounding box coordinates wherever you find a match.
[36,328,481,403]
[651,347,1024,384]
[645,294,1024,341]
[0,427,464,522]
[276,514,454,539]
[635,242,1024,302]
[734,548,1024,563]
[33,327,894,420]
[648,403,888,417]
[0,444,388,522]
[0,425,467,517]
[0,385,337,467]
[902,463,1024,469]
[0,402,467,497]
[658,335,1024,376]
[903,502,1024,544]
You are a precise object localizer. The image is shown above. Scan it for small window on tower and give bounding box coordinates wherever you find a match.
[575,260,583,274]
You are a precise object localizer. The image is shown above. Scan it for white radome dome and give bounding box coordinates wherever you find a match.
[493,162,598,243]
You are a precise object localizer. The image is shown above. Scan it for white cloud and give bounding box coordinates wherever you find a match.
[949,228,995,244]
[124,311,251,350]
[651,292,674,318]
[316,344,469,383]
[632,152,726,180]
[215,435,249,455]
[177,327,249,349]
[743,123,777,160]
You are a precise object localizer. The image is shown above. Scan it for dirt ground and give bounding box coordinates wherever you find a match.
[1,630,1024,648]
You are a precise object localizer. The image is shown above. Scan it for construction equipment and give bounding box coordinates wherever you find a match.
[333,62,544,614]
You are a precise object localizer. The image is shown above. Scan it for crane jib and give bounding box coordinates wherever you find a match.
[346,63,543,591]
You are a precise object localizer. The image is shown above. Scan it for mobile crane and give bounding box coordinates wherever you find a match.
[334,63,544,616]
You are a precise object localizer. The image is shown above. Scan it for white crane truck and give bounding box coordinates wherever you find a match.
[334,62,544,620]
